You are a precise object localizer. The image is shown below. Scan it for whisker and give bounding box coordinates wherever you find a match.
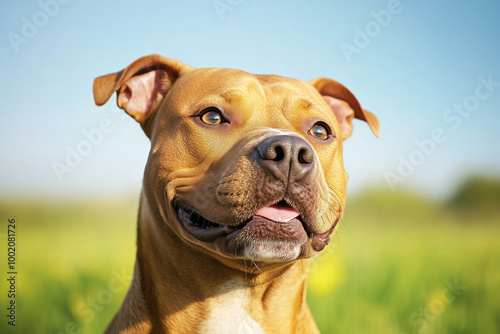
[251,259,262,274]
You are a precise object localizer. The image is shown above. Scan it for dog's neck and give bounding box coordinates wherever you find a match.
[106,197,320,334]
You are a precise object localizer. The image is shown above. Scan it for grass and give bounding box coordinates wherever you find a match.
[1,189,499,333]
[308,190,500,334]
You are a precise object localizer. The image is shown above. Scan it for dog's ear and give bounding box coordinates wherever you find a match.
[310,77,379,139]
[93,54,193,124]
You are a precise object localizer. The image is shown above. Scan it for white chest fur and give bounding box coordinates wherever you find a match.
[198,278,265,334]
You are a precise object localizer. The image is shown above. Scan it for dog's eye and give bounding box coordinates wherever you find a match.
[309,123,330,140]
[200,108,224,125]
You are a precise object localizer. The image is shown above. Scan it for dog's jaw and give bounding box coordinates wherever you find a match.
[173,196,337,263]
[226,216,308,261]
[174,198,306,261]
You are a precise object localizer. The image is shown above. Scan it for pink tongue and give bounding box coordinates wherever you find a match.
[255,205,300,222]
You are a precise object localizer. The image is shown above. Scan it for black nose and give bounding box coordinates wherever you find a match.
[256,135,314,181]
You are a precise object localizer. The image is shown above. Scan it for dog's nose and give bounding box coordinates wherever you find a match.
[256,135,314,181]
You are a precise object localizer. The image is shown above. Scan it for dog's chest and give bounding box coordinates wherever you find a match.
[198,278,265,334]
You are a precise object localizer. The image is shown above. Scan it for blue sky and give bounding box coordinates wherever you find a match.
[1,0,499,199]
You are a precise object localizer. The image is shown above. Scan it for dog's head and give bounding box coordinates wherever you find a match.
[94,54,379,264]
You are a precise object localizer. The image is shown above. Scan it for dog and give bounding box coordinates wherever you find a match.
[93,54,379,334]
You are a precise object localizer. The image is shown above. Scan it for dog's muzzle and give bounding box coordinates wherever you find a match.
[174,134,334,261]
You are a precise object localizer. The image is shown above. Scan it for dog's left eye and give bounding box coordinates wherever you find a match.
[200,108,225,125]
[309,123,330,140]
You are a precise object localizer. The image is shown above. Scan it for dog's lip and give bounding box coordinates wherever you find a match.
[173,198,244,243]
[224,215,308,257]
[173,198,308,244]
[176,207,239,242]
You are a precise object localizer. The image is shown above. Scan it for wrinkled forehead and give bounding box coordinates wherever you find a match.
[168,68,329,114]
[256,73,323,100]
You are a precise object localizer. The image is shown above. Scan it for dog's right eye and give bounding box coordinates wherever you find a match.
[199,108,225,125]
[309,122,331,141]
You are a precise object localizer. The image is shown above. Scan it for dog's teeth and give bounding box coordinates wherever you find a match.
[182,209,221,229]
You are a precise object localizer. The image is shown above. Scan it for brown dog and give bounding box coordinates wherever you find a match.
[93,54,379,334]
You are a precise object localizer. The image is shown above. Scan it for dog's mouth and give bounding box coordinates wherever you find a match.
[173,198,324,259]
[174,198,238,243]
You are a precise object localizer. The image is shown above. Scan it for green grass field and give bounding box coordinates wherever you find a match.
[1,185,499,333]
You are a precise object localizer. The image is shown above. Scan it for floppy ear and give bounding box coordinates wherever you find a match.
[93,54,193,125]
[310,77,379,139]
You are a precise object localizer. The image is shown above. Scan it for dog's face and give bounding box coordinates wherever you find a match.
[94,55,379,264]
